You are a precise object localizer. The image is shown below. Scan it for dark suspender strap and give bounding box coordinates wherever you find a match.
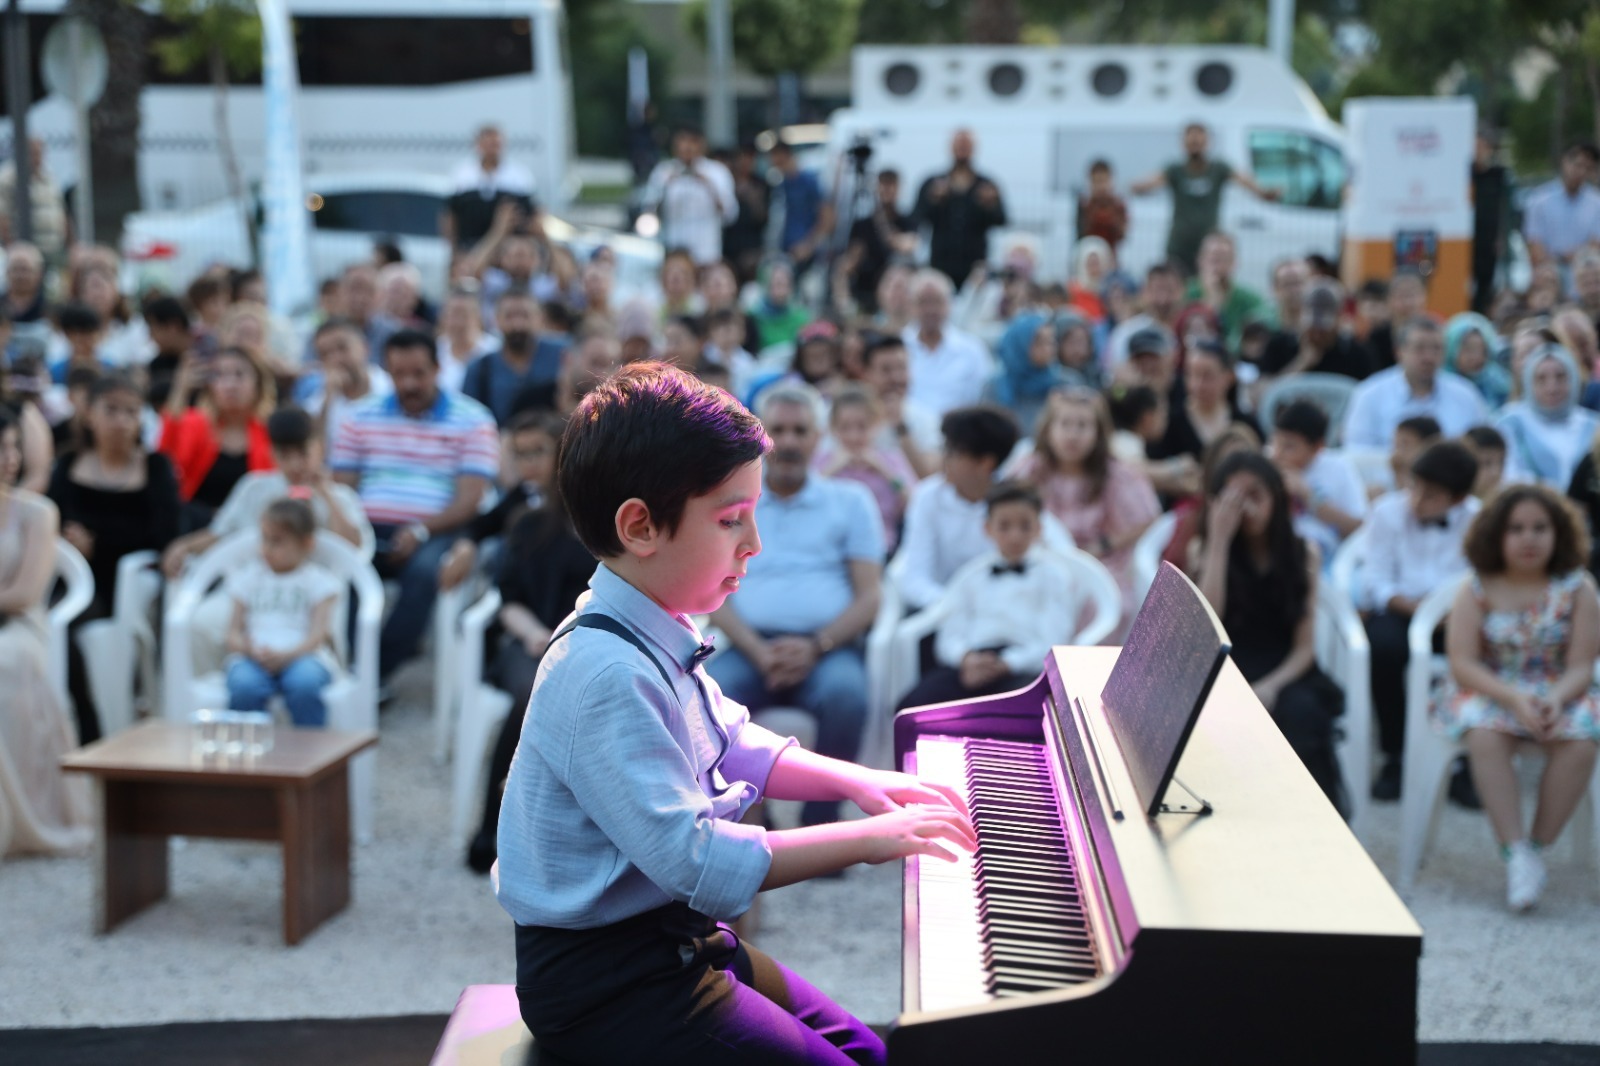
[549,612,675,692]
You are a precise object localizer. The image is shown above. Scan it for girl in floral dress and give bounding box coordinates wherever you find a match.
[1441,484,1600,911]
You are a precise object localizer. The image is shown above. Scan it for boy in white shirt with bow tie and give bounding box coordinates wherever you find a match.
[898,481,1081,710]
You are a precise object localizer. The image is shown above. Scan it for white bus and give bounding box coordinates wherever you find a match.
[11,0,575,212]
[828,45,1348,292]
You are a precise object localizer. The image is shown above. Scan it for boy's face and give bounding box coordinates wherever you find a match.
[646,458,764,616]
[1269,429,1318,473]
[708,321,741,352]
[943,449,996,502]
[148,320,189,353]
[1391,428,1426,472]
[66,329,100,359]
[510,428,557,489]
[1470,446,1505,496]
[986,501,1041,563]
[261,520,312,575]
[272,442,319,486]
[1408,481,1458,523]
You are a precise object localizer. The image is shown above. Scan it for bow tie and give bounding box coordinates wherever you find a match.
[992,562,1028,576]
[1419,516,1450,530]
[689,640,717,669]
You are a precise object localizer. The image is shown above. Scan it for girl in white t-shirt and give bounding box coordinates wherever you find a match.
[224,497,341,726]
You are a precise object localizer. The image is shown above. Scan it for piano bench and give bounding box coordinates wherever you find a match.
[431,985,574,1066]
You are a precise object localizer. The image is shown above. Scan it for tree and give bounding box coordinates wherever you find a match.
[685,0,860,124]
[566,0,672,159]
[967,0,1022,44]
[151,0,262,256]
[67,0,151,244]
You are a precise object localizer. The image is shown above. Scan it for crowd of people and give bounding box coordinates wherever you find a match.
[3,120,1600,916]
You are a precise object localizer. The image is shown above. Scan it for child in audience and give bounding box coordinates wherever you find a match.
[1107,383,1164,470]
[494,362,971,1064]
[1386,415,1442,496]
[1363,440,1480,800]
[899,482,1080,709]
[703,307,757,398]
[1015,388,1159,613]
[898,405,1024,611]
[1161,424,1261,569]
[438,409,564,591]
[813,384,915,553]
[223,497,342,727]
[1191,451,1345,808]
[661,314,705,370]
[1268,399,1367,565]
[49,303,106,385]
[1464,425,1507,503]
[1442,485,1600,911]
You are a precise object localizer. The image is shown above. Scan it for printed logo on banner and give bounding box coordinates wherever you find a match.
[1397,127,1441,155]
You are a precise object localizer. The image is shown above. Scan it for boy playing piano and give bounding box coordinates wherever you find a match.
[493,362,975,1065]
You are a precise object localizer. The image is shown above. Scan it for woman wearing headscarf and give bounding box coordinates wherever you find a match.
[1066,236,1112,322]
[1445,312,1512,409]
[1496,343,1600,488]
[988,311,1062,431]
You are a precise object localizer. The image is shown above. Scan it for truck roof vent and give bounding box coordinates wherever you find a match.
[1091,62,1128,97]
[884,62,920,97]
[988,62,1024,97]
[1195,61,1233,96]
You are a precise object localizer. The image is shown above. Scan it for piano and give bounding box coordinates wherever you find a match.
[891,645,1423,1064]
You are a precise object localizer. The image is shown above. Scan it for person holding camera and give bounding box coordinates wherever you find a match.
[644,127,738,266]
[911,129,1007,288]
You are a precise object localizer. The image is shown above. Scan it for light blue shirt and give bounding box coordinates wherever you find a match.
[1522,179,1600,262]
[1341,366,1490,451]
[725,474,886,635]
[493,564,794,928]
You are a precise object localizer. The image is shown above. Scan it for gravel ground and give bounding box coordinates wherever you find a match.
[3,661,1598,1040]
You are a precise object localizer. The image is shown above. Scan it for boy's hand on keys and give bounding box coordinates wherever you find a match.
[855,806,978,866]
[846,767,972,825]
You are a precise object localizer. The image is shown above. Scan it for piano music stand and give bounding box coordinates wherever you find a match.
[1100,562,1231,820]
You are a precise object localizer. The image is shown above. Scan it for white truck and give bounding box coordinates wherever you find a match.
[826,45,1348,292]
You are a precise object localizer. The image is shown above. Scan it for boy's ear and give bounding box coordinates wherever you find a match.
[614,498,659,558]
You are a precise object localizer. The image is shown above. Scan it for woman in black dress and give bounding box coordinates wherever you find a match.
[47,374,181,741]
[1190,450,1344,811]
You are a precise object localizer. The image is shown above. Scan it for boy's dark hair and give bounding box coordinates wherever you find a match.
[57,302,103,335]
[1088,158,1111,174]
[1396,415,1442,442]
[558,362,770,558]
[541,300,576,334]
[1357,278,1389,302]
[142,295,190,329]
[314,316,364,343]
[941,405,1019,466]
[186,273,226,309]
[1463,425,1506,454]
[263,497,317,541]
[1272,399,1330,446]
[861,332,905,368]
[66,365,102,392]
[1107,384,1159,432]
[986,479,1043,516]
[266,406,316,450]
[384,328,438,365]
[1411,440,1478,499]
[1464,484,1588,575]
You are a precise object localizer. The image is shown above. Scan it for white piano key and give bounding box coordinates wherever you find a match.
[914,737,990,1011]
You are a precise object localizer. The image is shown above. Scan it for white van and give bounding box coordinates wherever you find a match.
[827,45,1347,292]
[11,0,575,213]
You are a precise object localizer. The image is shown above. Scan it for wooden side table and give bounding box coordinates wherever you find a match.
[62,720,378,945]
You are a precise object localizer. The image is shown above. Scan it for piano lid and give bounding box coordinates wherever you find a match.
[1047,645,1422,945]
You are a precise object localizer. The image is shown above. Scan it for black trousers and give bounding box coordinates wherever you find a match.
[1365,610,1444,759]
[1270,671,1345,813]
[473,639,543,850]
[515,903,884,1065]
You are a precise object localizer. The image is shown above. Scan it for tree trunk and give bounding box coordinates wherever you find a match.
[70,0,148,245]
[965,0,1022,45]
[209,43,254,263]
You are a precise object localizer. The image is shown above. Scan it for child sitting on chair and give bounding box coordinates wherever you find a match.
[1441,484,1600,912]
[898,481,1080,710]
[223,497,341,726]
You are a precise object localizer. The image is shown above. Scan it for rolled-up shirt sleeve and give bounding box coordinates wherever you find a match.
[547,664,773,920]
[713,679,797,795]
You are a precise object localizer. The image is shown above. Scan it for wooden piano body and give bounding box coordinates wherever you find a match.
[891,646,1422,1065]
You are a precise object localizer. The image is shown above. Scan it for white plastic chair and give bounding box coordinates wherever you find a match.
[74,550,162,735]
[1129,511,1179,608]
[162,530,384,842]
[1399,573,1600,890]
[1329,523,1370,611]
[47,539,95,713]
[1258,373,1358,447]
[451,587,517,841]
[1314,577,1374,840]
[1338,445,1394,499]
[432,580,474,766]
[885,547,1121,713]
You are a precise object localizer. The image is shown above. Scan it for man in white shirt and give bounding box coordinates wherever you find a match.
[1342,317,1489,450]
[861,333,941,479]
[443,124,537,251]
[644,128,738,265]
[1360,441,1480,800]
[901,269,993,418]
[1522,142,1600,288]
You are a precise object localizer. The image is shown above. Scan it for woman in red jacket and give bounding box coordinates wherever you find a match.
[159,346,276,530]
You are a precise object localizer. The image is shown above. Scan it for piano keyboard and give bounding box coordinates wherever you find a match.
[914,735,1102,1012]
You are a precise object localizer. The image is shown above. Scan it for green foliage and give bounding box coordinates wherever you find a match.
[567,0,672,157]
[684,0,861,77]
[855,0,967,44]
[151,0,262,80]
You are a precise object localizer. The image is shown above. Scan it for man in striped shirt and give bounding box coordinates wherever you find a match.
[332,329,501,680]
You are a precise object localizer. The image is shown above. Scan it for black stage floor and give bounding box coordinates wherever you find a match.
[4,1019,1600,1066]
